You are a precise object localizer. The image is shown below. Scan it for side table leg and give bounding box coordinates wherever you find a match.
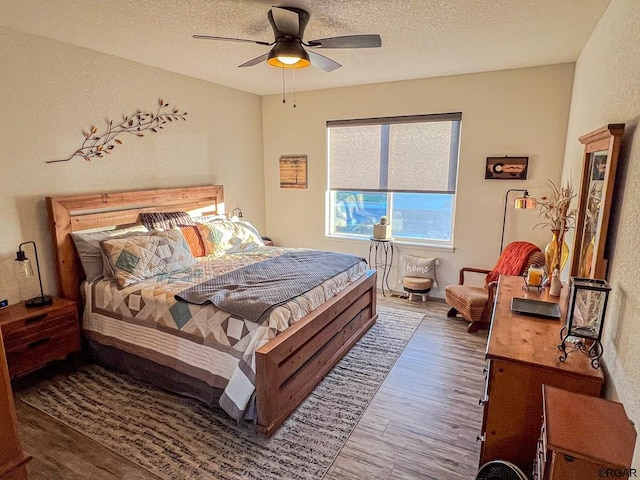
[383,242,394,294]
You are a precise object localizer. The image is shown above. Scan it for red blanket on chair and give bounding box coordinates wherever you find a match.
[485,241,541,285]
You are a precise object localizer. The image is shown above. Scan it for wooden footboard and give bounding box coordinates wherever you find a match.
[255,269,377,437]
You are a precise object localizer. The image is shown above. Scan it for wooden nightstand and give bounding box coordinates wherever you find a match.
[534,385,636,480]
[0,298,81,378]
[262,236,275,246]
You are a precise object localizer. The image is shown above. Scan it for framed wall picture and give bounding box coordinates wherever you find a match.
[279,155,308,189]
[485,156,529,180]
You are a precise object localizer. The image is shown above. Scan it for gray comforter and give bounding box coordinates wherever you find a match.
[175,250,365,323]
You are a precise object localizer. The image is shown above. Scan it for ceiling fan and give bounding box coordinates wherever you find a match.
[193,6,382,72]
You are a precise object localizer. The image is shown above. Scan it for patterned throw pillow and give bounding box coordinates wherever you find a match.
[196,220,264,257]
[71,225,149,282]
[399,255,438,286]
[101,229,196,287]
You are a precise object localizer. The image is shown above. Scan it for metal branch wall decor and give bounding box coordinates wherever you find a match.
[47,99,187,163]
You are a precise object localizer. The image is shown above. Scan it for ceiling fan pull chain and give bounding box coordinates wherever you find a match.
[282,66,286,104]
[293,69,297,108]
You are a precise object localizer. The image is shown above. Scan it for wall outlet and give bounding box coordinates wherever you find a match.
[0,299,8,309]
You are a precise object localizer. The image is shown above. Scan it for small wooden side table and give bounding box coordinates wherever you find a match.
[0,297,80,379]
[534,384,636,479]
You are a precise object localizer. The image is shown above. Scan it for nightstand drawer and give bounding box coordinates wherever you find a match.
[6,327,80,377]
[3,311,77,352]
[1,302,75,337]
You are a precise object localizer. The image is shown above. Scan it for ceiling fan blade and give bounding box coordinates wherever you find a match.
[269,7,300,36]
[307,34,382,49]
[193,34,271,46]
[238,53,269,68]
[308,51,341,72]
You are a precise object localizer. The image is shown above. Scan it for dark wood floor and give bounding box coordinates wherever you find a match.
[325,296,488,480]
[13,295,488,480]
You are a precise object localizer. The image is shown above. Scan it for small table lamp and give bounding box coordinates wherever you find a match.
[231,208,244,221]
[15,240,53,308]
[558,276,611,368]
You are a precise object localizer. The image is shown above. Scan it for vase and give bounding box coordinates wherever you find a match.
[545,230,569,274]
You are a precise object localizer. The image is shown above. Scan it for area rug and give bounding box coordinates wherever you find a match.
[22,306,424,480]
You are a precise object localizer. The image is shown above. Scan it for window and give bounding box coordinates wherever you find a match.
[327,113,461,244]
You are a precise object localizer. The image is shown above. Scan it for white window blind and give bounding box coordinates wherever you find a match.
[328,112,461,193]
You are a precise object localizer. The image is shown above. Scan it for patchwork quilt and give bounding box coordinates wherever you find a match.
[83,247,367,421]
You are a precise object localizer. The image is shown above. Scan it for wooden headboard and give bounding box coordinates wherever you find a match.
[46,185,224,308]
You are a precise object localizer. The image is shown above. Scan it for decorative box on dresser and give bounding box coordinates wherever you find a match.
[0,327,31,480]
[534,384,636,480]
[0,298,80,378]
[479,275,604,474]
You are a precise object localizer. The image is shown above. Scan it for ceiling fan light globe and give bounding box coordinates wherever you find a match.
[266,56,311,68]
[267,41,310,69]
[278,55,302,65]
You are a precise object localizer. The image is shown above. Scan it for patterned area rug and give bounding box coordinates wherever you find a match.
[22,306,424,480]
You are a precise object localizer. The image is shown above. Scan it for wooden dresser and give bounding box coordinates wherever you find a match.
[534,385,636,480]
[0,298,80,378]
[0,328,31,479]
[479,275,604,474]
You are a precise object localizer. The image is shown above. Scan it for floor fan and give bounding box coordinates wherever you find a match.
[475,460,528,480]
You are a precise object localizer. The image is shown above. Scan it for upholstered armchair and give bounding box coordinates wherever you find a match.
[444,242,546,333]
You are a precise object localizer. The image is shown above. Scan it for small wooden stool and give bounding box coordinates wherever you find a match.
[402,276,433,301]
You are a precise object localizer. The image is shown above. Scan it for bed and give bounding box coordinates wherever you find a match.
[46,185,377,436]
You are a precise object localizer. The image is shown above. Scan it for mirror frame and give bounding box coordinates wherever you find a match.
[571,123,624,279]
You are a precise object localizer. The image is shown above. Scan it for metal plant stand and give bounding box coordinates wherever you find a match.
[368,238,393,296]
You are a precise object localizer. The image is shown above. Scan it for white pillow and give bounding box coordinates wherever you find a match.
[398,255,438,286]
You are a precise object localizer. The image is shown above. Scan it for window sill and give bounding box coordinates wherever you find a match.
[325,234,455,253]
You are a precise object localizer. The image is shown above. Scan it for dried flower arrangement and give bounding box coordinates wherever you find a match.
[534,178,577,272]
[47,99,187,163]
[534,179,577,233]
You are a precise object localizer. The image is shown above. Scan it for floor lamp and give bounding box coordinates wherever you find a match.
[500,189,536,253]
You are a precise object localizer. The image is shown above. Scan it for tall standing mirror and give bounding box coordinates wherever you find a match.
[571,124,624,279]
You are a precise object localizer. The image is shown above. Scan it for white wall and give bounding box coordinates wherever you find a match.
[262,64,575,294]
[0,28,264,304]
[560,0,640,464]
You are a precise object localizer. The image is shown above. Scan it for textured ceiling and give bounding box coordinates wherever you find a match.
[2,0,610,96]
